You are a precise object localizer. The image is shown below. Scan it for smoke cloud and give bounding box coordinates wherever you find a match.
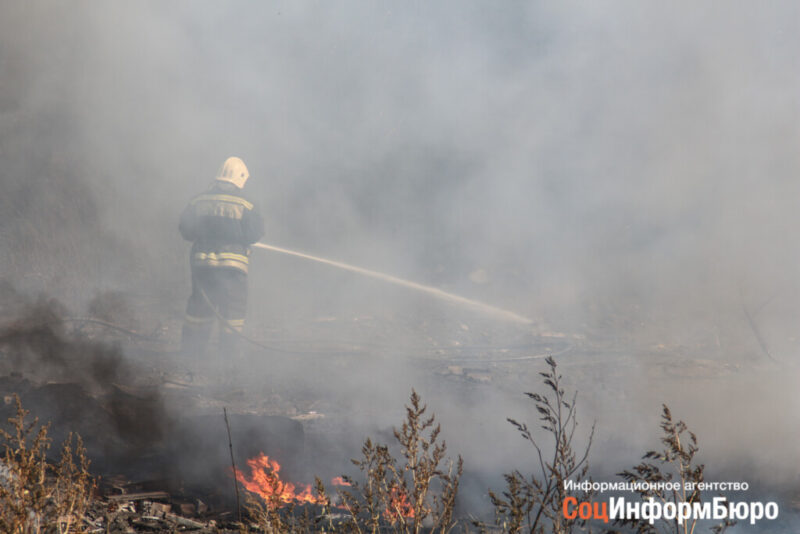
[1,0,799,525]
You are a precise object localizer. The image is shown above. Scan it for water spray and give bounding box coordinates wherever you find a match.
[252,242,532,324]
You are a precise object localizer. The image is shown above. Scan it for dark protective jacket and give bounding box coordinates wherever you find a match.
[179,181,265,274]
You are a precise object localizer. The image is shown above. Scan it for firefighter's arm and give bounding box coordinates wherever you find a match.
[178,203,197,242]
[242,204,265,245]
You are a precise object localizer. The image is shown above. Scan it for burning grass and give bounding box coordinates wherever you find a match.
[328,389,462,533]
[235,453,327,506]
[0,359,742,533]
[239,389,462,533]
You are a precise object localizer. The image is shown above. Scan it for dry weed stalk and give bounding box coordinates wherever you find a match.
[0,395,95,534]
[617,405,734,534]
[244,493,301,533]
[482,356,594,534]
[335,389,463,534]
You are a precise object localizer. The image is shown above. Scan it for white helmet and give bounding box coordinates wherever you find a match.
[216,156,250,188]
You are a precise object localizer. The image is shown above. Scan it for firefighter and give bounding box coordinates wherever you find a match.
[179,156,264,358]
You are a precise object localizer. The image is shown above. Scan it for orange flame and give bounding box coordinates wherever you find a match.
[235,454,414,522]
[385,484,415,523]
[234,453,324,506]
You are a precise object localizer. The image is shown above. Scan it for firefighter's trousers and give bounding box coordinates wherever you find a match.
[182,266,247,357]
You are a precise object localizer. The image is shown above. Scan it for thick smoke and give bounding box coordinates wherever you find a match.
[2,2,798,334]
[0,283,169,468]
[1,0,799,525]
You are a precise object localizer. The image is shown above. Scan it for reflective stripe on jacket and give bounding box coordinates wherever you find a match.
[179,182,265,274]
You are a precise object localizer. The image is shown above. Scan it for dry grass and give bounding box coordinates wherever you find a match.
[0,395,95,534]
[243,492,317,534]
[331,389,462,534]
[617,405,735,534]
[478,356,594,534]
[242,360,738,534]
[250,389,463,534]
[243,390,461,533]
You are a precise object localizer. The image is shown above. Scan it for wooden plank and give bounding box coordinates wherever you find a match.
[107,491,169,502]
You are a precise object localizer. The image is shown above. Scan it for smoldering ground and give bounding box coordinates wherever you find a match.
[0,285,172,478]
[1,0,800,527]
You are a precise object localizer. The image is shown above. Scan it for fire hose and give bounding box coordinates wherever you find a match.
[193,241,533,354]
[251,242,532,324]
